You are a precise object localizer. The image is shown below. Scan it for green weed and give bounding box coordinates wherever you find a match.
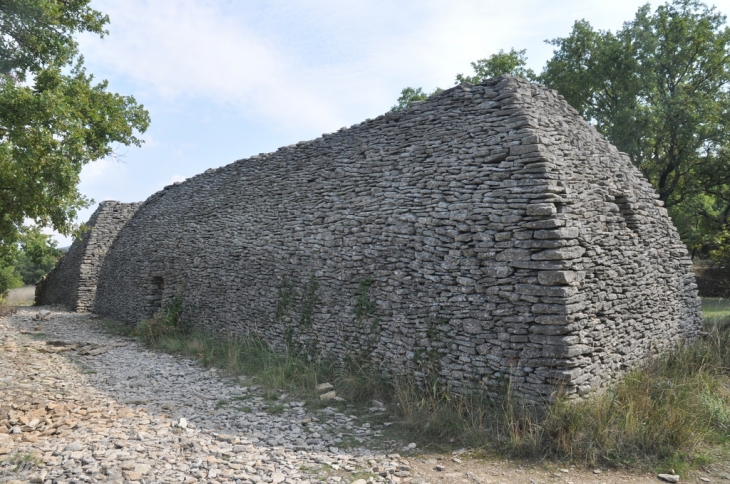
[133,294,187,343]
[130,295,730,471]
[393,316,730,470]
[266,404,285,415]
[98,318,135,337]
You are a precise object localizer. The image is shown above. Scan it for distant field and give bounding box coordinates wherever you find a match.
[7,285,35,306]
[702,297,730,318]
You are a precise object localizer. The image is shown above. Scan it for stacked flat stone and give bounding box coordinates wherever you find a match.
[44,75,702,401]
[35,201,140,311]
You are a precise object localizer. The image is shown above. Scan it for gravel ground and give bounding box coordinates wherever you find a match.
[0,307,726,484]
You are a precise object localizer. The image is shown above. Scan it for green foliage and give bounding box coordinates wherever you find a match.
[14,251,54,285]
[14,225,61,284]
[0,0,108,81]
[354,277,376,320]
[273,275,321,354]
[0,261,22,296]
[299,274,319,327]
[390,86,442,112]
[455,48,537,84]
[133,294,187,343]
[0,225,60,297]
[412,317,448,376]
[0,0,150,247]
[393,1,730,261]
[275,277,297,321]
[141,328,338,398]
[347,277,381,358]
[395,316,730,469]
[132,304,393,407]
[540,0,730,259]
[710,228,730,265]
[20,225,59,264]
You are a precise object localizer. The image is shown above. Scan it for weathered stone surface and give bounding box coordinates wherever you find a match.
[35,201,140,311]
[525,203,557,217]
[538,271,580,286]
[36,75,703,402]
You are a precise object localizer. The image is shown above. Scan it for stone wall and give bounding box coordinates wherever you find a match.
[36,201,140,310]
[91,76,702,401]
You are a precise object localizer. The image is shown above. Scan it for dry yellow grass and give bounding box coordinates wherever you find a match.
[7,285,35,306]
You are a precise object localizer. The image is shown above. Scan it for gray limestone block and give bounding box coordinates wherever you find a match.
[537,270,580,286]
[532,247,587,261]
[534,227,580,239]
[525,203,557,216]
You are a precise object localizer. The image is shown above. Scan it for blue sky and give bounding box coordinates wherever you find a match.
[52,0,730,245]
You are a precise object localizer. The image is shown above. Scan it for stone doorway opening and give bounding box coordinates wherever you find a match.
[146,276,164,317]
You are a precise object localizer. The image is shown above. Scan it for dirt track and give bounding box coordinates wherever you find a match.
[1,306,727,483]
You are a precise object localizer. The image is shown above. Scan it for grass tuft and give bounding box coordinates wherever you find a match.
[129,298,730,470]
[393,316,730,470]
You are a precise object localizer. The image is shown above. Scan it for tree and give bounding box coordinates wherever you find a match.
[0,0,107,80]
[540,0,730,258]
[14,226,62,284]
[391,48,537,112]
[0,0,150,249]
[0,225,63,297]
[391,86,442,112]
[455,48,537,84]
[393,0,730,260]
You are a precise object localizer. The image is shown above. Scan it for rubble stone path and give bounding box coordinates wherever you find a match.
[0,307,721,484]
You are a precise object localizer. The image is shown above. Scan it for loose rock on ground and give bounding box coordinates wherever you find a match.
[1,307,725,484]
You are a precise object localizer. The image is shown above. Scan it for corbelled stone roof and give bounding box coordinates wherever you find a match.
[38,75,702,401]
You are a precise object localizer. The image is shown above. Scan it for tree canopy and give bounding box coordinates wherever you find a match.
[0,0,149,244]
[0,0,107,80]
[390,87,443,112]
[393,0,730,262]
[0,0,150,296]
[541,0,730,256]
[455,48,537,84]
[391,48,537,112]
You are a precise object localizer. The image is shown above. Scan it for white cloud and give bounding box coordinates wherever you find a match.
[80,0,730,135]
[82,0,344,128]
[80,158,128,183]
[87,0,730,119]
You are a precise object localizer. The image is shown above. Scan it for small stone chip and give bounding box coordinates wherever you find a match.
[658,474,680,483]
[319,390,337,401]
[315,382,333,392]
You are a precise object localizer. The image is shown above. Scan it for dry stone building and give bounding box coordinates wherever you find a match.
[37,76,703,401]
[35,201,140,311]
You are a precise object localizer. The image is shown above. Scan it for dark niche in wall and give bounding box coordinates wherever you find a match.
[146,276,164,317]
